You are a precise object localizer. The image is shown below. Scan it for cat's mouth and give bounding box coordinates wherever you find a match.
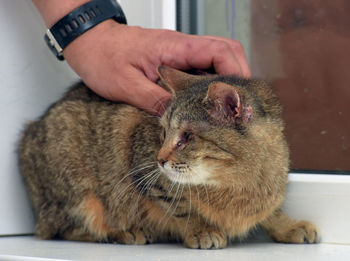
[158,162,189,184]
[158,161,213,185]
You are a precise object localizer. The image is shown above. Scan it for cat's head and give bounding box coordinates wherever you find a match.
[157,66,284,187]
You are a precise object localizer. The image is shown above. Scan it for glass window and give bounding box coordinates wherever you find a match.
[177,0,350,173]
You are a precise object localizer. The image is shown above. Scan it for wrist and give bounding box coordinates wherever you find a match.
[63,19,120,55]
[39,0,127,60]
[33,0,90,28]
[62,19,126,65]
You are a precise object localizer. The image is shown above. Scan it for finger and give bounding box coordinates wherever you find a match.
[117,68,172,116]
[169,36,247,78]
[202,36,251,78]
[187,40,242,76]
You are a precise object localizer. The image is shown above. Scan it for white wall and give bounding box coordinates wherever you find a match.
[0,0,79,235]
[0,0,175,236]
[119,0,176,30]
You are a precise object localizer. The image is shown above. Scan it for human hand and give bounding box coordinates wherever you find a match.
[63,21,251,115]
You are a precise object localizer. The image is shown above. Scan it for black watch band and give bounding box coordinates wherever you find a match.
[44,0,127,61]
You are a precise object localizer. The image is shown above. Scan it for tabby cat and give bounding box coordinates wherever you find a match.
[18,66,319,249]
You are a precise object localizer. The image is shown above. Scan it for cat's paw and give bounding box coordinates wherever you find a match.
[108,228,154,245]
[184,230,227,249]
[273,221,320,244]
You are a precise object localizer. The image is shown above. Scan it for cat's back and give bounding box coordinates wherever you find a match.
[19,82,140,158]
[18,82,147,219]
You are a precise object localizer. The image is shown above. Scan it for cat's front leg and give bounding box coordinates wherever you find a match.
[107,227,155,245]
[182,223,227,249]
[261,208,320,244]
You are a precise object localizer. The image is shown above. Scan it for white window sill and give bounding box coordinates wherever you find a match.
[1,175,349,261]
[284,173,350,244]
[0,236,349,261]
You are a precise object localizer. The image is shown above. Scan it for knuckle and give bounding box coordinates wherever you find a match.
[213,41,231,53]
[231,40,244,52]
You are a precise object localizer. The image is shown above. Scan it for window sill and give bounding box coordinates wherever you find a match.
[1,174,349,260]
[284,173,350,244]
[0,236,349,261]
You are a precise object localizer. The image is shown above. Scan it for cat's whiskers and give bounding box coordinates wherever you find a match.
[191,168,211,224]
[194,183,201,222]
[118,168,158,208]
[126,162,158,179]
[111,162,157,206]
[131,169,159,196]
[190,168,210,205]
[116,169,161,224]
[111,162,156,195]
[163,176,178,202]
[162,176,186,230]
[158,180,182,229]
[145,170,162,197]
[129,169,158,205]
[131,169,162,220]
[184,181,192,234]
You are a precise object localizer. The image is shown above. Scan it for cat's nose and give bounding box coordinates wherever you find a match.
[158,158,167,167]
[157,146,170,167]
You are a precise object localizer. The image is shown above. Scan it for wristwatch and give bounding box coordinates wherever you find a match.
[44,0,127,61]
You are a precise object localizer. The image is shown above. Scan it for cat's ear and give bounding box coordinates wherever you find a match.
[205,81,253,125]
[157,66,199,94]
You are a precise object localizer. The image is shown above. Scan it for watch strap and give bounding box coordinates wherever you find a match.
[44,0,127,60]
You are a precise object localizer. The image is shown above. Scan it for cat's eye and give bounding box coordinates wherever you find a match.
[183,131,193,142]
[161,128,166,141]
[176,131,193,148]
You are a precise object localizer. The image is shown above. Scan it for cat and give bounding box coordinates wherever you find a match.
[18,66,319,249]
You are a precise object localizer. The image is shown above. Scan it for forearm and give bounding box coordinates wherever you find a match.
[32,0,90,27]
